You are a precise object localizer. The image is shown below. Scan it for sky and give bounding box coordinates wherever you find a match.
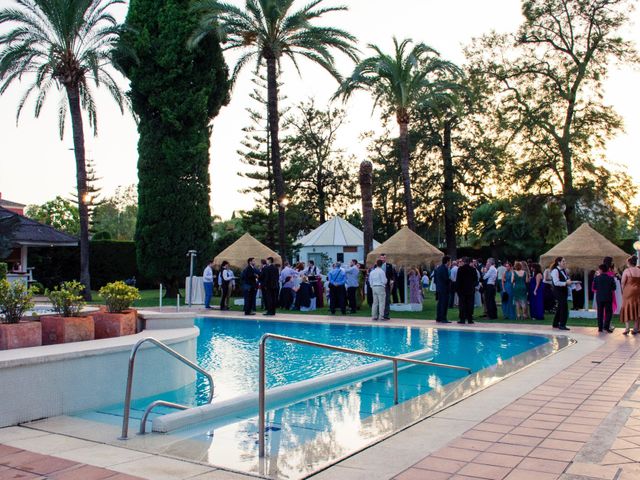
[0,0,639,220]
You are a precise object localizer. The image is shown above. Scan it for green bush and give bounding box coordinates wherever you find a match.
[46,280,85,317]
[99,281,140,313]
[0,262,7,280]
[0,279,35,324]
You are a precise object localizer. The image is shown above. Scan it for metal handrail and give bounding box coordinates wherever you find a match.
[139,400,189,434]
[258,333,471,457]
[119,337,214,440]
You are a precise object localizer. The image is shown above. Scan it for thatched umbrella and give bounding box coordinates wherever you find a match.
[366,227,443,304]
[213,233,282,270]
[539,223,629,306]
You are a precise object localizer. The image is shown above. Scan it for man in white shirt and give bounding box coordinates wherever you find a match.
[482,258,498,319]
[345,259,360,314]
[449,260,459,308]
[368,260,388,321]
[203,259,214,309]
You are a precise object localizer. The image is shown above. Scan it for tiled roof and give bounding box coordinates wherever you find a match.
[0,206,78,246]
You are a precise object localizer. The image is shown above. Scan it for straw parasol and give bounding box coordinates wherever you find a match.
[366,226,443,268]
[539,223,629,272]
[213,233,282,270]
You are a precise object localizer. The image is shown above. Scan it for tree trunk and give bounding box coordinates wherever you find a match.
[65,84,92,300]
[266,125,275,247]
[442,120,457,257]
[318,172,326,224]
[561,145,577,233]
[359,161,374,263]
[397,120,416,231]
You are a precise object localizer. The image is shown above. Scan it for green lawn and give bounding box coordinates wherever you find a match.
[93,289,608,329]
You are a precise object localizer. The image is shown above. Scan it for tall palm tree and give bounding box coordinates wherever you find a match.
[0,0,129,299]
[335,37,460,231]
[190,0,358,261]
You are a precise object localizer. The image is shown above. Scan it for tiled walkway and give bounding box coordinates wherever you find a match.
[395,333,640,480]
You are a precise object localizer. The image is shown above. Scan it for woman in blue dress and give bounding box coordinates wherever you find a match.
[501,262,516,320]
[529,263,545,320]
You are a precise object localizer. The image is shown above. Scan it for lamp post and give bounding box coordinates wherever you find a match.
[187,250,197,307]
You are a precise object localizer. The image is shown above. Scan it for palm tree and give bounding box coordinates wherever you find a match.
[335,37,460,231]
[190,0,358,261]
[359,160,373,261]
[0,0,129,299]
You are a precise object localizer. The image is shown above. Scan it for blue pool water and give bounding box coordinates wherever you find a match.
[191,318,549,404]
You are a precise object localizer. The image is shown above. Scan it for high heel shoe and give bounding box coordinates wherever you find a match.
[623,329,630,335]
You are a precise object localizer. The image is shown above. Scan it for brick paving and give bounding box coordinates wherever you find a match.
[395,333,640,480]
[0,445,142,480]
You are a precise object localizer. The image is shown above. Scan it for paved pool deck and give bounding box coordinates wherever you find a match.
[1,308,639,479]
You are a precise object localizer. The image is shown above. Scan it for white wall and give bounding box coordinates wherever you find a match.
[298,245,367,269]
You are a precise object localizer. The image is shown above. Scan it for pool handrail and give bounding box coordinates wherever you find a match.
[258,333,472,458]
[119,337,214,440]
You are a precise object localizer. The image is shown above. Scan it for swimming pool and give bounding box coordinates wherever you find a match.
[77,318,570,479]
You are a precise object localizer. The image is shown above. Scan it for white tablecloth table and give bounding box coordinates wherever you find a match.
[185,276,205,305]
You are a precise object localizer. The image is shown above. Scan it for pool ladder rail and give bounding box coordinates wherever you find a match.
[257,333,472,458]
[119,337,214,440]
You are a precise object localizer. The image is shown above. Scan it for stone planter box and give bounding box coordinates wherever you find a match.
[92,308,137,339]
[40,315,95,345]
[0,321,43,350]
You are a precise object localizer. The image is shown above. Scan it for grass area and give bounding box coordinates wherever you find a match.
[92,289,609,329]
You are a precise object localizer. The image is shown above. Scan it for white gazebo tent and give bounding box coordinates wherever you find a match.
[295,216,380,269]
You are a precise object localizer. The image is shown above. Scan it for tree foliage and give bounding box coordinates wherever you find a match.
[25,197,80,235]
[92,185,138,241]
[120,0,229,295]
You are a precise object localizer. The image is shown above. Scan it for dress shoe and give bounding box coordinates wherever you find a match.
[437,320,451,324]
[598,329,603,332]
[457,321,465,324]
[559,326,570,331]
[468,320,475,324]
[244,312,256,316]
[606,328,614,333]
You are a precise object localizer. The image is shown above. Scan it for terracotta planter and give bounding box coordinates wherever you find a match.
[40,315,95,345]
[0,321,43,350]
[92,308,137,339]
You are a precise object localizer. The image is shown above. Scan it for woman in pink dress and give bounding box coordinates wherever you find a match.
[621,255,640,335]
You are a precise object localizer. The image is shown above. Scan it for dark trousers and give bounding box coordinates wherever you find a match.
[597,300,613,331]
[436,290,449,322]
[220,281,230,310]
[458,292,475,322]
[243,286,256,314]
[553,287,568,328]
[449,282,456,308]
[330,284,346,314]
[384,284,391,318]
[347,286,358,313]
[484,284,497,319]
[264,287,278,314]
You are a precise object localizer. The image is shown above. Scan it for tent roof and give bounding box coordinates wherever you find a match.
[0,206,78,247]
[213,233,282,269]
[366,226,443,267]
[539,223,629,271]
[296,216,380,248]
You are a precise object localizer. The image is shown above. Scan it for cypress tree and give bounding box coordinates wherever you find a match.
[119,0,229,295]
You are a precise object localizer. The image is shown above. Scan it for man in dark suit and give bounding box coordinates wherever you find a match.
[379,253,395,320]
[593,263,616,333]
[241,257,259,315]
[259,257,279,316]
[434,255,452,323]
[456,257,478,324]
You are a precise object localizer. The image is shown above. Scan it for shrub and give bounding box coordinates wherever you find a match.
[0,262,7,280]
[46,280,85,317]
[0,279,35,324]
[99,281,140,313]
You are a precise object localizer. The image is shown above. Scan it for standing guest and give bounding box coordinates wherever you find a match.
[421,270,430,296]
[512,262,530,321]
[369,259,387,321]
[380,254,395,320]
[295,275,316,311]
[529,263,545,320]
[593,263,616,333]
[496,261,506,294]
[482,258,498,320]
[219,261,235,311]
[259,257,280,316]
[409,267,423,304]
[345,259,360,313]
[472,259,483,307]
[328,262,347,315]
[620,255,640,335]
[449,260,459,308]
[456,257,477,324]
[551,257,572,330]
[542,262,555,312]
[202,259,214,310]
[434,255,452,323]
[501,262,516,320]
[240,257,259,315]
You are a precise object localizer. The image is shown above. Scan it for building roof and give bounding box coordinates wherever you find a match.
[0,198,25,209]
[0,206,78,247]
[366,226,443,267]
[296,216,380,248]
[213,233,282,269]
[539,223,629,271]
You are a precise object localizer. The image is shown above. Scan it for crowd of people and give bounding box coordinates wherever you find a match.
[199,252,640,333]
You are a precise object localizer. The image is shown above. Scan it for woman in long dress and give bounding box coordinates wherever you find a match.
[409,268,423,304]
[512,262,529,321]
[620,255,640,335]
[529,263,545,320]
[501,262,516,320]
